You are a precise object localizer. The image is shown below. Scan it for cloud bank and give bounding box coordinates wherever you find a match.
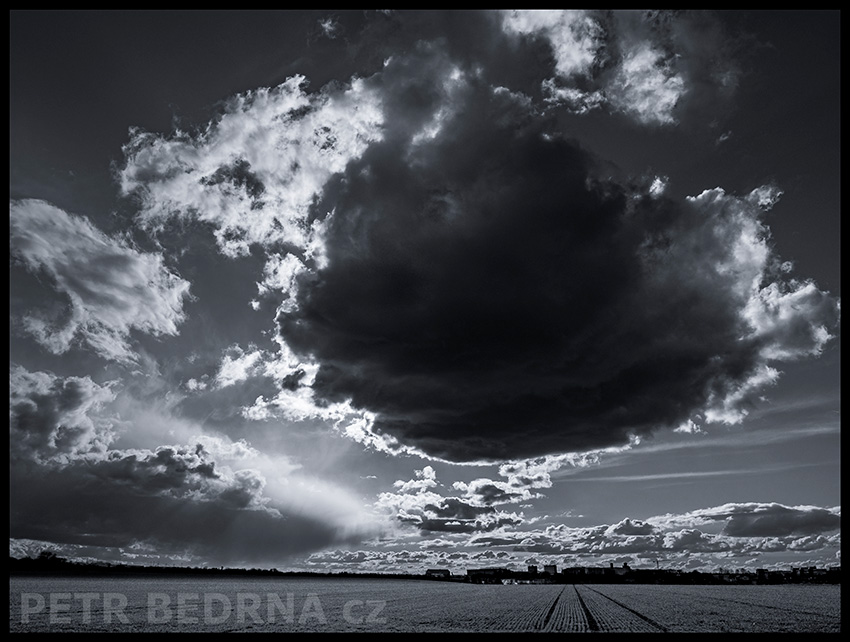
[303,500,840,574]
[9,365,381,566]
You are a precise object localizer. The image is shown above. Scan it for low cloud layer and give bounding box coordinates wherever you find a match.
[9,439,377,566]
[473,502,840,559]
[300,499,840,575]
[10,461,354,565]
[376,462,841,556]
[9,366,380,566]
[370,464,840,569]
[10,199,191,363]
[649,502,842,537]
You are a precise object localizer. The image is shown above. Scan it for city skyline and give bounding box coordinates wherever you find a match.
[10,10,840,575]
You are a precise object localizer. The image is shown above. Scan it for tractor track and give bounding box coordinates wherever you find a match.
[581,585,669,632]
[539,586,566,630]
[573,585,600,632]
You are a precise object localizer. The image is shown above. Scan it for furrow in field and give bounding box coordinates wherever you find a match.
[538,586,564,630]
[576,584,662,633]
[541,584,589,632]
[582,585,668,632]
[573,584,600,632]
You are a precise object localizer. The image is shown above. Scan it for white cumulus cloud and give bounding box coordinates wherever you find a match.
[119,74,384,260]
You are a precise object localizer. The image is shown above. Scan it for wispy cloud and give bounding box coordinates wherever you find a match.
[10,199,191,363]
[559,462,831,484]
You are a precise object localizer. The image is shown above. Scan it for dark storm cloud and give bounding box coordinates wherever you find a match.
[8,445,366,566]
[87,445,223,500]
[277,48,838,462]
[93,447,273,513]
[9,465,347,565]
[110,12,838,463]
[9,357,379,566]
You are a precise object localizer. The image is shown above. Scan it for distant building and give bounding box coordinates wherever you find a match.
[425,568,451,579]
[528,565,538,574]
[543,564,557,575]
[467,567,512,584]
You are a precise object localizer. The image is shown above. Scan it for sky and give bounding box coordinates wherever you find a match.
[9,10,841,574]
